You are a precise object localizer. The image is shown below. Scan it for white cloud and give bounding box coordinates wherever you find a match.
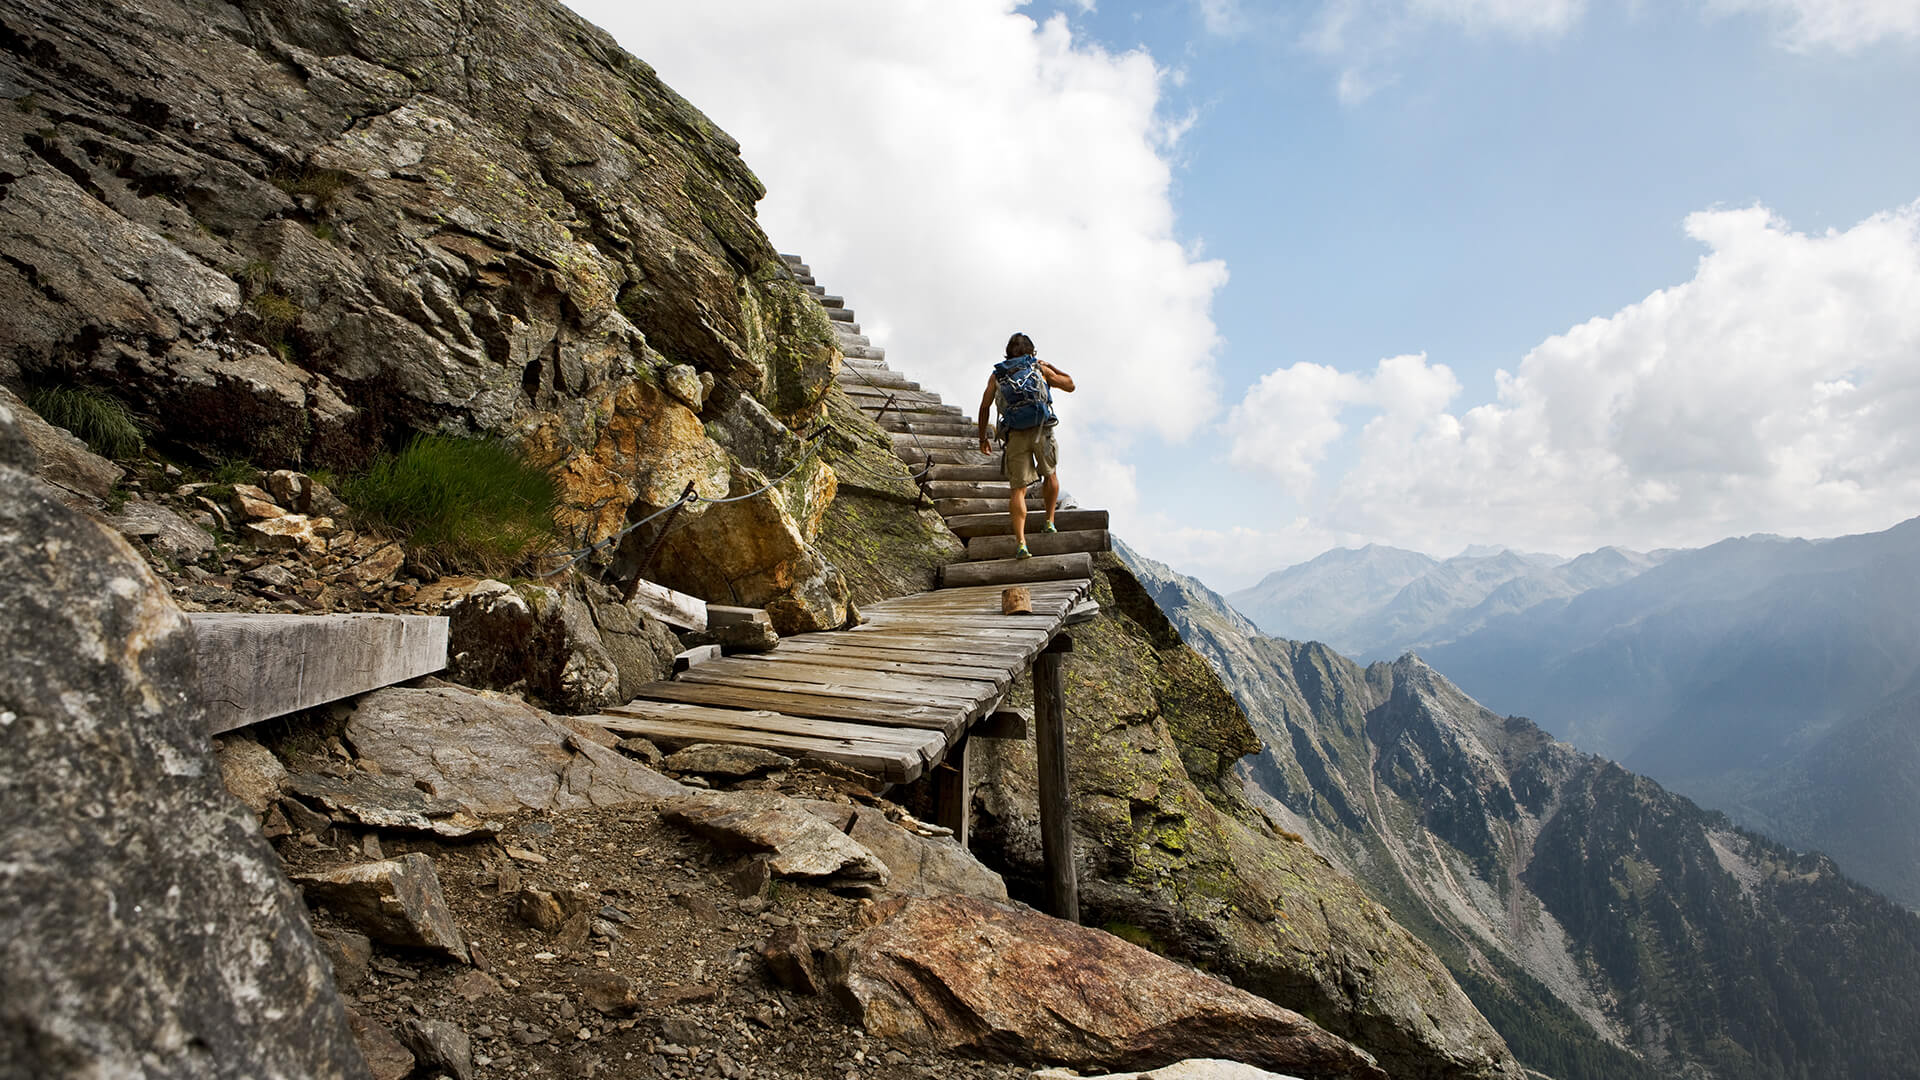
[1226,201,1920,555]
[563,0,1226,451]
[1306,0,1586,102]
[1706,0,1920,49]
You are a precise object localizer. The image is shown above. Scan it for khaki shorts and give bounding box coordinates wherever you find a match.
[1001,424,1058,488]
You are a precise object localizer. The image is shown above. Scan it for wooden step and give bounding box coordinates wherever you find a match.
[892,432,987,452]
[837,370,918,391]
[927,463,1006,483]
[879,420,979,439]
[846,385,946,407]
[943,509,1108,539]
[842,345,886,361]
[894,446,995,469]
[924,480,1015,502]
[834,331,872,347]
[940,553,1094,589]
[968,529,1109,561]
[828,308,855,322]
[936,497,1011,517]
[819,295,844,309]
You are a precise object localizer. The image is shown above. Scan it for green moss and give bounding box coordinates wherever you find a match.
[271,166,357,207]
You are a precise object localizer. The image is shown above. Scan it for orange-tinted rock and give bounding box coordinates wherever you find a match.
[832,896,1386,1080]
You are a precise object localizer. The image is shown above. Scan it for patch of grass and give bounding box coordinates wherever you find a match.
[308,220,338,242]
[250,290,303,336]
[342,434,558,576]
[27,386,145,459]
[270,166,356,207]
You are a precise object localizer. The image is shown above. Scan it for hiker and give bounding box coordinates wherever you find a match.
[976,332,1075,559]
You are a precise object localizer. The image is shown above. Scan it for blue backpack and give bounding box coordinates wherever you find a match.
[993,356,1055,436]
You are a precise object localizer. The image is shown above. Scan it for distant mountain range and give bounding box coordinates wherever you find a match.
[1226,543,1668,662]
[1121,539,1920,1080]
[1224,518,1920,910]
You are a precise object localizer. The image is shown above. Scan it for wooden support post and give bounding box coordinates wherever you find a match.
[930,732,971,848]
[1033,633,1078,922]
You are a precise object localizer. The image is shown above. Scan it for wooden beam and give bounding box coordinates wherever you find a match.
[707,605,770,629]
[1033,634,1078,922]
[967,530,1110,562]
[940,554,1094,588]
[673,645,723,672]
[189,613,447,734]
[974,709,1029,740]
[629,682,967,737]
[942,509,1109,539]
[930,733,971,848]
[628,578,707,631]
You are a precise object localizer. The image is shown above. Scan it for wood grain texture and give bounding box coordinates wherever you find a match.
[190,613,447,734]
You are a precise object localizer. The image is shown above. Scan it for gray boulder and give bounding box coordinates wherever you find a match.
[0,404,366,1078]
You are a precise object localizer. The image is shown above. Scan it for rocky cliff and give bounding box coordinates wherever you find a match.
[1124,541,1920,1080]
[1,2,1528,1078]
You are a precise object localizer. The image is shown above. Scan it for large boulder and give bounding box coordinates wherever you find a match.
[0,404,366,1078]
[342,684,684,815]
[830,895,1385,1080]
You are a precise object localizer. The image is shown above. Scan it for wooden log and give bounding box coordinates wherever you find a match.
[930,734,971,848]
[189,613,448,734]
[968,529,1110,562]
[628,578,707,631]
[974,709,1029,740]
[892,446,994,468]
[892,433,985,452]
[630,682,967,737]
[1033,635,1077,921]
[843,385,949,407]
[707,605,770,629]
[935,498,1009,517]
[943,509,1108,539]
[927,463,1008,483]
[835,371,918,390]
[1001,587,1032,615]
[924,480,1015,502]
[673,644,723,672]
[877,419,980,439]
[940,553,1094,588]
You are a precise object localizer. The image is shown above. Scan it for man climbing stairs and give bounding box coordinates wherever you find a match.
[781,254,1112,587]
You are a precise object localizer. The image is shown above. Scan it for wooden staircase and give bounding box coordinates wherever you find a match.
[782,254,1113,585]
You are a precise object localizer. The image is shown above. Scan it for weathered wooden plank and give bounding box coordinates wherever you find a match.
[927,463,1008,483]
[1033,636,1077,921]
[598,701,943,759]
[925,481,1016,502]
[843,385,949,407]
[930,734,971,847]
[590,710,933,783]
[631,682,966,735]
[935,498,1008,517]
[967,529,1110,562]
[747,650,1014,688]
[835,371,919,390]
[940,553,1095,588]
[189,613,448,734]
[769,638,1016,670]
[627,578,707,631]
[676,662,1001,705]
[707,605,771,629]
[856,614,1067,632]
[893,433,985,452]
[942,509,1109,539]
[674,645,723,672]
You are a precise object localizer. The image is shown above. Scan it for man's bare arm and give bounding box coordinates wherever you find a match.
[977,373,999,454]
[1039,362,1075,393]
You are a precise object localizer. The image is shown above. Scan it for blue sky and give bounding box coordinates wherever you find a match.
[568,0,1920,591]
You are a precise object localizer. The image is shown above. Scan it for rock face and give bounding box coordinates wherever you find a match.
[831,896,1385,1080]
[0,405,366,1078]
[343,684,684,814]
[973,554,1521,1080]
[443,577,675,712]
[1124,541,1920,1080]
[0,0,855,621]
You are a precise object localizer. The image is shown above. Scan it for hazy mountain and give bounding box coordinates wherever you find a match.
[1229,543,1665,661]
[1226,544,1436,655]
[1419,516,1920,904]
[1121,540,1920,1080]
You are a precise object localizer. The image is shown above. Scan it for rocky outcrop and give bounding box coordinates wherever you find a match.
[342,684,684,814]
[974,555,1522,1080]
[660,790,889,887]
[0,0,869,622]
[443,577,676,712]
[0,405,366,1078]
[831,895,1386,1080]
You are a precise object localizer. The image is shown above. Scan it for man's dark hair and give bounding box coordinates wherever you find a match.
[1005,332,1036,359]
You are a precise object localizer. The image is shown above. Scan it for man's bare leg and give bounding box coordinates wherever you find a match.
[1042,473,1060,527]
[1010,485,1028,548]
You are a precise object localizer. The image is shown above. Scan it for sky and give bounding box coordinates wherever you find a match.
[563,0,1920,592]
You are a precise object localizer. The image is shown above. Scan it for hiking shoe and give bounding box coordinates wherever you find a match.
[1042,520,1058,533]
[1015,544,1032,559]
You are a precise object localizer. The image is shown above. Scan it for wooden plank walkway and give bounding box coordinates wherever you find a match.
[584,257,1107,789]
[585,579,1091,783]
